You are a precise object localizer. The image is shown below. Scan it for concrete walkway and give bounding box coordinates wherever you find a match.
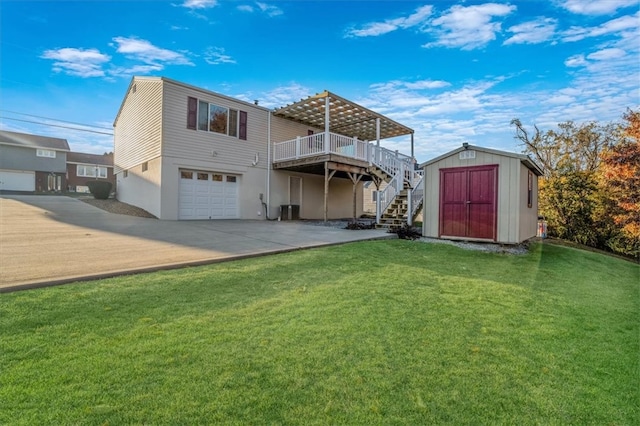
[0,195,393,292]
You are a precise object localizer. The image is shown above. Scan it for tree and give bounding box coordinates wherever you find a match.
[599,110,640,257]
[511,118,620,249]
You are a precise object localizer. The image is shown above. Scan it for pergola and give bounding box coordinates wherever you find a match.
[273,90,414,150]
[272,91,415,221]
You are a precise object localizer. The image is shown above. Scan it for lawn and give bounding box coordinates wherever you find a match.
[1,240,638,424]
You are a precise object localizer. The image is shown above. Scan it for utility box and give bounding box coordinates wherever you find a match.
[280,204,300,220]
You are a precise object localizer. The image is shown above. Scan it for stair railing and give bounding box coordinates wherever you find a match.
[375,172,400,225]
[410,173,424,220]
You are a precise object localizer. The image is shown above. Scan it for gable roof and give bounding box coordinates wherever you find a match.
[273,91,413,141]
[0,130,70,151]
[419,144,544,176]
[67,152,113,166]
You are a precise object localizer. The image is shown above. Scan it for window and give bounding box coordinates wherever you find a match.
[77,165,107,178]
[123,170,128,178]
[527,171,533,208]
[188,96,247,140]
[212,174,223,182]
[226,176,237,183]
[37,149,56,158]
[142,162,148,172]
[181,171,193,179]
[197,172,208,180]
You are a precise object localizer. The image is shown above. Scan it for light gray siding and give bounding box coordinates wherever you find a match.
[519,164,539,240]
[0,145,67,173]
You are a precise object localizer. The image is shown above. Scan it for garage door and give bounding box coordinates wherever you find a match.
[0,170,35,191]
[178,170,239,219]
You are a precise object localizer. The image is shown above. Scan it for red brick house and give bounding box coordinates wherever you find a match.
[66,152,115,193]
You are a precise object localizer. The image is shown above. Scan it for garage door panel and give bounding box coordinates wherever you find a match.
[178,170,239,220]
[0,170,35,191]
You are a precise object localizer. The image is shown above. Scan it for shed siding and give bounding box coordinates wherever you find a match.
[518,164,538,240]
[423,149,526,244]
[113,78,163,171]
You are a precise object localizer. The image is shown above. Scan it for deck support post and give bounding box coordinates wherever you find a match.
[323,162,336,222]
[376,118,381,163]
[347,172,363,222]
[411,132,414,161]
[407,188,413,226]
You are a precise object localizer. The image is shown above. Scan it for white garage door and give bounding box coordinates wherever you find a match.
[0,170,35,191]
[178,170,239,220]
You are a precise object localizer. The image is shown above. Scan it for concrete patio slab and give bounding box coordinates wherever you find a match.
[0,195,393,292]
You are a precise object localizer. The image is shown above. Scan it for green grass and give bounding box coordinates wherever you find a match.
[1,241,638,425]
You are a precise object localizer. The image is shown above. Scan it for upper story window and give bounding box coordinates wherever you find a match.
[36,149,56,158]
[77,165,107,178]
[187,96,247,140]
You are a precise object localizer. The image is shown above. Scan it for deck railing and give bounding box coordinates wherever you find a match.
[273,132,369,162]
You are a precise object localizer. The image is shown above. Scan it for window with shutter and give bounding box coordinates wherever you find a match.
[187,97,197,130]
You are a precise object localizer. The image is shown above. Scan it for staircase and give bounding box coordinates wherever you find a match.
[368,145,424,229]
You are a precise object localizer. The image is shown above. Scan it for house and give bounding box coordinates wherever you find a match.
[0,130,69,192]
[420,144,543,244]
[114,76,422,222]
[66,152,115,193]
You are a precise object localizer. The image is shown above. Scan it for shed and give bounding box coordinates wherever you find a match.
[420,144,543,244]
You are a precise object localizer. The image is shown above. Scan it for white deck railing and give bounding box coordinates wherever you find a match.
[273,132,369,162]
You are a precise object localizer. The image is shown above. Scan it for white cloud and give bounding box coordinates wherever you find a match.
[111,36,193,66]
[204,47,236,65]
[587,48,626,61]
[238,2,283,17]
[405,80,451,90]
[235,83,312,109]
[423,3,517,50]
[41,47,111,78]
[181,0,217,9]
[504,17,557,45]
[560,0,637,15]
[562,11,640,42]
[565,54,588,67]
[345,5,433,37]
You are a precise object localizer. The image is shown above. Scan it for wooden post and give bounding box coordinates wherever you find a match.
[324,162,328,222]
[324,95,330,154]
[324,162,336,222]
[347,172,363,221]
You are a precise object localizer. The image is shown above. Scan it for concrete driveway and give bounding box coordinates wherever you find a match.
[0,195,392,291]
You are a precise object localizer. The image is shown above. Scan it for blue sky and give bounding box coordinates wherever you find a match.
[1,0,638,162]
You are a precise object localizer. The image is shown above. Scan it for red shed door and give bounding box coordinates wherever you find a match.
[440,165,497,240]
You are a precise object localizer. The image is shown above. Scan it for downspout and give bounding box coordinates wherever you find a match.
[265,110,272,219]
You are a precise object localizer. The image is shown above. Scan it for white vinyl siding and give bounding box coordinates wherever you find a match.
[161,81,268,168]
[114,78,163,171]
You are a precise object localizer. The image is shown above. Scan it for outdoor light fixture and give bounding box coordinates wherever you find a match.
[463,142,469,149]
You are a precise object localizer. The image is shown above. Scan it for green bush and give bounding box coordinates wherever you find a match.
[87,181,112,200]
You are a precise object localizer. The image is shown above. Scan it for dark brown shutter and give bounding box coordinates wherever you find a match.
[187,97,197,130]
[239,111,247,140]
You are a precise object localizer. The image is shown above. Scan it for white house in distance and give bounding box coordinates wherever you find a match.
[420,144,543,244]
[113,76,422,224]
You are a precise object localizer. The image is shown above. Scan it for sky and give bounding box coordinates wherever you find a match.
[0,0,638,163]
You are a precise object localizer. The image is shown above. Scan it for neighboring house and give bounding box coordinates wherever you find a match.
[66,152,115,193]
[114,76,421,222]
[420,144,543,244]
[0,130,69,192]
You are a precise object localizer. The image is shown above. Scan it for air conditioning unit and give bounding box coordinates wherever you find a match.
[280,204,300,220]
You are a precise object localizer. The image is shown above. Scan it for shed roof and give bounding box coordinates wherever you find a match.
[0,130,70,151]
[67,152,113,166]
[273,91,413,141]
[419,144,544,176]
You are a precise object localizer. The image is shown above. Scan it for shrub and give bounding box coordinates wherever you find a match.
[390,224,422,240]
[87,181,112,200]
